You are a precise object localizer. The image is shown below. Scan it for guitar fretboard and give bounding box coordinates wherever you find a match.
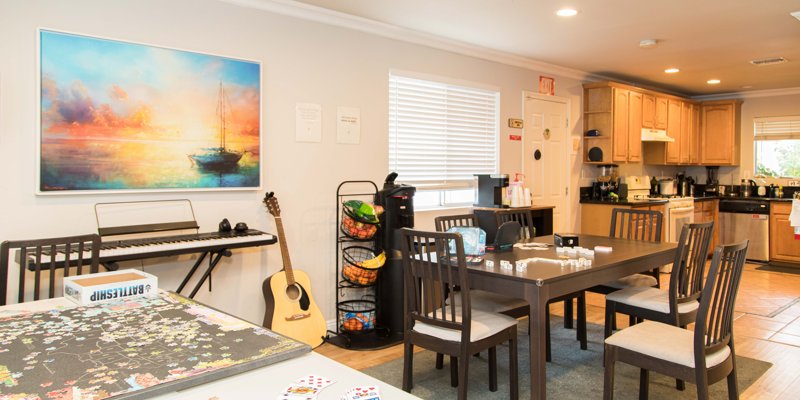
[273,215,295,286]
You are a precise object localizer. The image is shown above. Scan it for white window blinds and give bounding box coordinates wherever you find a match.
[388,73,499,188]
[754,116,800,140]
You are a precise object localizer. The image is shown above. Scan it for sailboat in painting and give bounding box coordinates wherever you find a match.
[188,82,244,171]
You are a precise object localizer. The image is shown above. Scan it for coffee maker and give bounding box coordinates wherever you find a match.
[705,166,720,196]
[474,174,509,208]
[593,164,620,199]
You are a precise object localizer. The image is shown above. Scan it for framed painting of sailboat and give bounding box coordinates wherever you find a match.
[36,29,261,194]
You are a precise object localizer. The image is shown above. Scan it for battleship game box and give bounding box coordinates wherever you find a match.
[63,269,158,305]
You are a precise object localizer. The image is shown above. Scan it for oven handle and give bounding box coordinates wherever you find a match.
[670,206,695,213]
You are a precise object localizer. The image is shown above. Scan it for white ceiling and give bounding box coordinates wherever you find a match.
[288,0,800,97]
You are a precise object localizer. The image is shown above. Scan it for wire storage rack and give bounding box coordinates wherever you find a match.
[324,180,394,349]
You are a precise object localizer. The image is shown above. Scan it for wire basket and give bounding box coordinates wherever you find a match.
[340,210,378,240]
[342,246,385,286]
[338,299,377,332]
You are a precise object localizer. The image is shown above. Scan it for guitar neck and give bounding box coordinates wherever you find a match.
[274,216,295,285]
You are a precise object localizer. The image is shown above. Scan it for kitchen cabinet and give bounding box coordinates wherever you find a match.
[700,100,741,165]
[665,99,682,163]
[583,83,643,164]
[770,202,800,264]
[627,91,643,162]
[693,199,719,256]
[642,95,668,130]
[642,99,697,165]
[611,88,630,162]
[690,105,701,164]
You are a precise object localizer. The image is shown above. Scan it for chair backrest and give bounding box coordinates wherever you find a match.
[494,209,535,239]
[668,221,715,312]
[400,228,471,342]
[693,240,749,367]
[434,214,478,232]
[1,234,101,306]
[609,208,663,242]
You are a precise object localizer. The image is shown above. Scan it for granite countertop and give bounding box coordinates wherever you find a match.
[579,198,669,206]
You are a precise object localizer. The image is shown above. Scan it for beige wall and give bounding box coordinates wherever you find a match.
[0,0,586,323]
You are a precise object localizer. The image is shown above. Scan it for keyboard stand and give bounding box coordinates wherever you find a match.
[92,200,276,299]
[177,249,231,298]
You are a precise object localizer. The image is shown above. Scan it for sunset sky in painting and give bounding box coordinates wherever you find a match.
[40,30,260,144]
[38,30,261,191]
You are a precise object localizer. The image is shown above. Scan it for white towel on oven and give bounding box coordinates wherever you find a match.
[791,199,800,227]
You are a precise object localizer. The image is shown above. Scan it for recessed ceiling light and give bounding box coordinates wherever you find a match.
[664,68,680,74]
[556,8,578,17]
[707,79,721,85]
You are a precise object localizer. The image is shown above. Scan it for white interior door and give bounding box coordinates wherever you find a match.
[523,93,570,232]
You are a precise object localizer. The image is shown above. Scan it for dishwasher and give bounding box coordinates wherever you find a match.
[719,199,770,262]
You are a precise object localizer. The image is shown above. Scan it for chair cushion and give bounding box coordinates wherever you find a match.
[606,286,699,315]
[413,308,518,343]
[603,273,658,289]
[605,320,731,368]
[450,290,528,314]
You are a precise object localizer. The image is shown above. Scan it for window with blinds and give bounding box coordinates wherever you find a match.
[753,116,800,178]
[388,72,499,207]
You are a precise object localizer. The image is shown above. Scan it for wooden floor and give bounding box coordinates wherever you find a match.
[316,262,800,399]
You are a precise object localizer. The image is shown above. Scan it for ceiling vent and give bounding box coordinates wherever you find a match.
[749,57,788,66]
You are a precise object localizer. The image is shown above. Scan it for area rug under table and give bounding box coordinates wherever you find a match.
[363,320,771,399]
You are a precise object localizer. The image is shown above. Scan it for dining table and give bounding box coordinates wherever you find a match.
[471,234,677,400]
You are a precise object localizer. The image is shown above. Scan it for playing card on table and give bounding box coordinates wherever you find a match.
[296,374,335,390]
[276,384,318,400]
[345,386,381,400]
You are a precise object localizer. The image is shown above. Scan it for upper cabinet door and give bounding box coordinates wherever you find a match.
[655,97,668,130]
[642,94,655,129]
[665,99,681,163]
[628,91,643,162]
[679,102,692,163]
[612,88,630,162]
[701,101,740,165]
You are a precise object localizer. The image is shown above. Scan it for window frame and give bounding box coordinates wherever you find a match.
[388,70,500,209]
[753,116,800,179]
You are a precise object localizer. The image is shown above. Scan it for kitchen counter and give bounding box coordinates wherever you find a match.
[579,198,668,206]
[693,196,719,201]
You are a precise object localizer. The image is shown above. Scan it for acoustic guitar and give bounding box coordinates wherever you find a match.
[262,192,326,348]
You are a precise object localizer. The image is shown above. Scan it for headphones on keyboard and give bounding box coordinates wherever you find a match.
[219,218,248,232]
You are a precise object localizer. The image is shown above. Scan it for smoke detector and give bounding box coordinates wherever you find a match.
[749,57,788,66]
[639,39,658,48]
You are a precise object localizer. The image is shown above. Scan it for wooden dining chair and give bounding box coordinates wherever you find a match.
[494,209,536,239]
[400,228,519,400]
[595,208,664,294]
[604,221,714,391]
[435,212,585,364]
[603,240,749,400]
[435,214,479,232]
[604,221,715,338]
[1,234,101,306]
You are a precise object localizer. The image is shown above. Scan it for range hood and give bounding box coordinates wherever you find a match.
[641,128,675,142]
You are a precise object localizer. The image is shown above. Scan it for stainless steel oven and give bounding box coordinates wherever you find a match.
[662,197,694,273]
[667,197,695,243]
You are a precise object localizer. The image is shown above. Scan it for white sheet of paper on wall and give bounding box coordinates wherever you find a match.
[336,106,361,145]
[295,103,322,143]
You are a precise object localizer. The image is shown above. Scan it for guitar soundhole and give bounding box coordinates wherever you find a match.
[285,284,301,301]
